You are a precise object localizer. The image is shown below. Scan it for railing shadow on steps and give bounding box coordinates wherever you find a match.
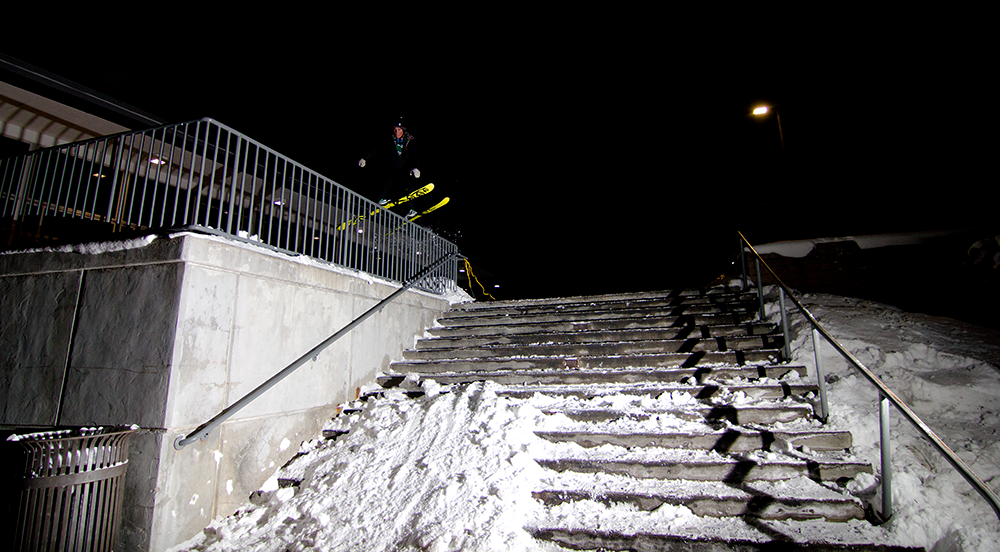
[173,250,460,450]
[736,230,1000,522]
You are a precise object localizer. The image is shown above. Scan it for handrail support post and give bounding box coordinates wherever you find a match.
[778,287,791,360]
[880,393,893,520]
[812,327,830,422]
[755,258,766,322]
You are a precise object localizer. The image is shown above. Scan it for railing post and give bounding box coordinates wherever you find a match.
[880,393,893,519]
[778,287,791,360]
[812,328,829,422]
[755,258,766,322]
[739,235,748,291]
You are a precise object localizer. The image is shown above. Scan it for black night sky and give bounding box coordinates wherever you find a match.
[2,14,993,300]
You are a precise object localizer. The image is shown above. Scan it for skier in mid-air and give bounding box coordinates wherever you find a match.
[359,120,422,218]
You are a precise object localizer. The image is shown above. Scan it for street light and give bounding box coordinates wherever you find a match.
[752,105,785,154]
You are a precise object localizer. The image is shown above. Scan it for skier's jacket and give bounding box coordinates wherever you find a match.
[363,129,419,175]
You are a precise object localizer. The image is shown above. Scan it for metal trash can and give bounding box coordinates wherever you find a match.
[6,426,137,552]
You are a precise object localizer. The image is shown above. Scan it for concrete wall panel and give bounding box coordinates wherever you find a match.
[0,270,80,425]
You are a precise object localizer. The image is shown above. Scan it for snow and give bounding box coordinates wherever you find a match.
[751,230,967,258]
[169,287,1000,552]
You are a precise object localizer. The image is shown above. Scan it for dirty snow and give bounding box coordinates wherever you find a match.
[170,286,1000,552]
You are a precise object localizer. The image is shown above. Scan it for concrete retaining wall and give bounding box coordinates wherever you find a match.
[0,232,453,551]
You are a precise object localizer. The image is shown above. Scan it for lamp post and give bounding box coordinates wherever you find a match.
[752,105,785,154]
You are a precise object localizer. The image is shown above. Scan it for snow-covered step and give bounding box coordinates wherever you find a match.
[526,523,920,551]
[418,322,778,349]
[493,381,820,401]
[536,447,873,483]
[404,335,784,360]
[533,472,865,521]
[445,293,759,318]
[428,312,760,337]
[535,429,852,453]
[452,287,746,310]
[436,303,757,328]
[541,403,815,426]
[389,349,786,374]
[380,362,803,387]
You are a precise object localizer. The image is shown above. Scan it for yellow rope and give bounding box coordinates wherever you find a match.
[464,259,496,301]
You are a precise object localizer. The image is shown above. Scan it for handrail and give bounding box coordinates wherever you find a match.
[738,231,1000,521]
[174,250,459,450]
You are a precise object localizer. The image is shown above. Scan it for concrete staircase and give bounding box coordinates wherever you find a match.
[378,287,906,550]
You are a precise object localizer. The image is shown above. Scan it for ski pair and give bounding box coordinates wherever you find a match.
[337,183,435,231]
[385,196,450,236]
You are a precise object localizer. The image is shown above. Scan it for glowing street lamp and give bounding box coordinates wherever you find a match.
[752,105,785,153]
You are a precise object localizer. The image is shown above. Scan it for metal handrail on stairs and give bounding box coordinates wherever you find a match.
[738,231,1000,522]
[174,250,459,450]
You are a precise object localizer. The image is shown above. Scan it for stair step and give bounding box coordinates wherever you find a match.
[493,382,819,401]
[534,472,864,521]
[528,527,922,552]
[453,288,748,310]
[429,312,759,337]
[389,349,786,373]
[446,293,759,318]
[405,335,784,360]
[437,303,757,328]
[535,429,851,452]
[537,449,873,482]
[541,403,816,426]
[419,323,778,348]
[380,363,804,386]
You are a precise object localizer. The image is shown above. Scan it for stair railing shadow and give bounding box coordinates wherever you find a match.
[736,230,1000,522]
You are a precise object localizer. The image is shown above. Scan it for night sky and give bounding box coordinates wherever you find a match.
[2,16,992,300]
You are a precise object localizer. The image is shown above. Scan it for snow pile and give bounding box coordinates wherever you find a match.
[171,288,1000,552]
[775,290,1000,551]
[171,383,547,551]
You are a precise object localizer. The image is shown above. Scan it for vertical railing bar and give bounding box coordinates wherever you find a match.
[111,133,135,225]
[293,165,304,254]
[161,123,180,228]
[124,132,148,227]
[224,134,241,234]
[0,155,16,217]
[812,327,829,422]
[319,178,331,262]
[203,124,222,228]
[739,235,748,290]
[778,287,791,361]
[146,126,167,228]
[264,152,277,245]
[30,148,52,217]
[244,142,259,236]
[52,146,72,218]
[755,258,766,322]
[284,164,295,251]
[65,144,83,218]
[214,129,230,231]
[305,172,316,257]
[79,141,98,220]
[112,135,133,224]
[880,393,893,519]
[184,120,204,225]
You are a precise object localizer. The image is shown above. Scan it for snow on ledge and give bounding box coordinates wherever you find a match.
[750,230,966,258]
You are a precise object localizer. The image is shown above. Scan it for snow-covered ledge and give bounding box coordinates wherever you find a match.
[0,232,454,551]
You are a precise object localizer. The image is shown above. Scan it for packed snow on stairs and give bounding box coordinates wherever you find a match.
[171,286,935,552]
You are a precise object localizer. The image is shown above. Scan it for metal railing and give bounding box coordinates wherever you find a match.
[0,117,457,293]
[174,250,459,450]
[738,231,1000,521]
